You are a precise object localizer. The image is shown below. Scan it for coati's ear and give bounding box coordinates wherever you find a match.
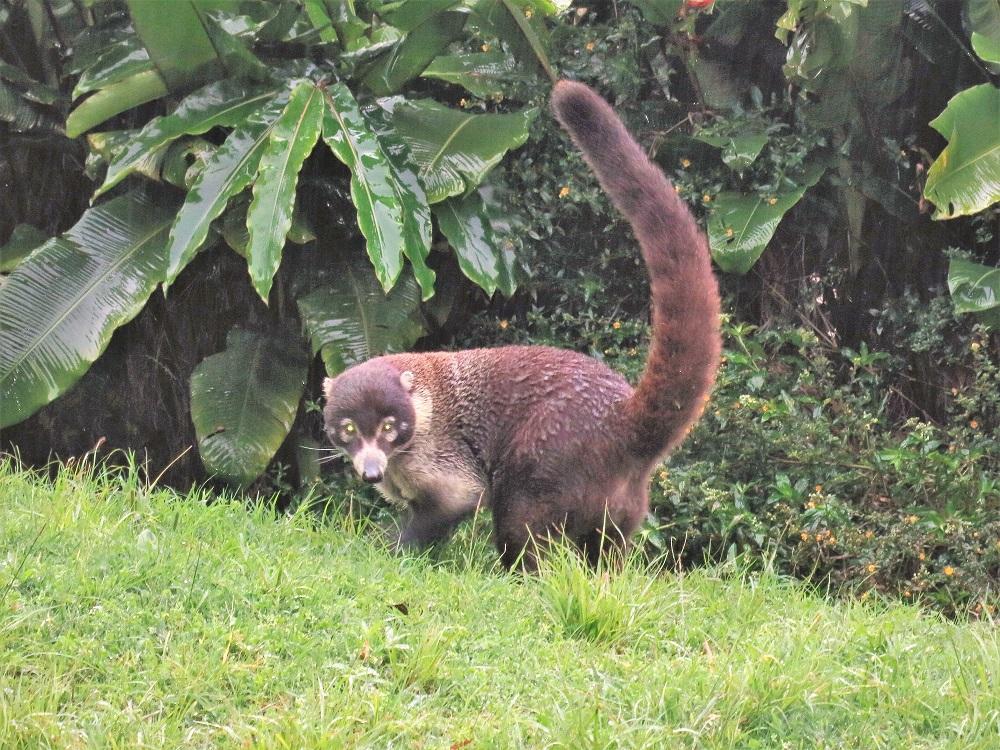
[400,370,415,392]
[323,377,336,402]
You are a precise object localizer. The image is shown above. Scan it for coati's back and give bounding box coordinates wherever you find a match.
[323,81,721,568]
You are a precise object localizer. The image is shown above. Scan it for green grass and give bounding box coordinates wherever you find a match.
[1,460,998,749]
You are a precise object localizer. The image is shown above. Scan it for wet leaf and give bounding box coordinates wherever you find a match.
[948,257,1000,329]
[434,190,506,296]
[0,192,177,428]
[297,257,425,375]
[695,131,768,173]
[190,329,308,485]
[388,98,537,203]
[164,92,288,291]
[361,11,467,96]
[73,34,153,99]
[923,84,1000,220]
[246,81,324,302]
[707,164,825,274]
[322,83,432,296]
[95,78,277,198]
[420,49,526,98]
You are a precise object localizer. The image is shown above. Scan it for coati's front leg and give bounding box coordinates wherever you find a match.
[394,479,488,550]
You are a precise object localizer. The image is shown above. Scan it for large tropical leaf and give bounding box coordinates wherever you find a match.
[948,257,1000,329]
[420,49,526,98]
[388,98,537,203]
[73,33,153,99]
[65,68,169,139]
[95,78,278,198]
[126,0,226,91]
[434,189,509,296]
[361,10,468,96]
[246,81,324,302]
[0,192,177,429]
[322,84,432,296]
[923,83,1000,220]
[0,80,62,133]
[297,258,425,375]
[695,131,769,173]
[163,92,288,291]
[465,0,557,81]
[707,164,825,274]
[190,329,308,485]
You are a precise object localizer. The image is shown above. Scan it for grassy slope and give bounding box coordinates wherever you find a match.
[0,462,997,750]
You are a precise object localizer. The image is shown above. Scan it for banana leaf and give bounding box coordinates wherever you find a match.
[190,328,308,485]
[923,84,1000,220]
[0,192,177,429]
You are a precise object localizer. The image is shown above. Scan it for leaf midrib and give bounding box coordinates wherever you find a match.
[0,216,169,389]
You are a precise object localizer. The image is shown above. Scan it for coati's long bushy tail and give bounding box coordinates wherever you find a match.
[551,80,721,461]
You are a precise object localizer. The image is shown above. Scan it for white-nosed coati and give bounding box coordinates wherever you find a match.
[323,80,721,569]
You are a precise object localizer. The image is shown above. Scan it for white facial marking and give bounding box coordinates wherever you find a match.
[352,439,387,477]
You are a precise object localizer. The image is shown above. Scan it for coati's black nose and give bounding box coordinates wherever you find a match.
[361,464,383,483]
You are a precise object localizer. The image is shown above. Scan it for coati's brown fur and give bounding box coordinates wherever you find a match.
[323,80,721,569]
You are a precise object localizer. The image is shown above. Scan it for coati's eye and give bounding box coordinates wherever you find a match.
[380,417,397,441]
[338,419,357,442]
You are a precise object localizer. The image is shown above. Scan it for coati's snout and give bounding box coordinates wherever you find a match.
[321,362,417,483]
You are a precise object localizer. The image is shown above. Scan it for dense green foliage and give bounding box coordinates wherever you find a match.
[2,462,999,748]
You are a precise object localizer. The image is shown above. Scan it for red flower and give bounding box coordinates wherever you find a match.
[685,0,714,8]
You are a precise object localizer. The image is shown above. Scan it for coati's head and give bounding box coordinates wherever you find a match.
[322,361,417,483]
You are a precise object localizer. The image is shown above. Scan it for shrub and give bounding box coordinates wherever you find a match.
[458,299,999,618]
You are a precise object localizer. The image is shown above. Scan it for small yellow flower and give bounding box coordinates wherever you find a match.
[767,197,778,205]
[674,184,683,193]
[559,186,570,198]
[585,41,595,51]
[702,193,712,204]
[481,43,491,52]
[903,590,911,598]
[612,320,622,330]
[459,98,468,108]
[524,7,533,18]
[866,563,877,574]
[906,514,919,524]
[814,485,823,493]
[944,565,955,576]
[806,500,815,509]
[970,341,981,352]
[658,469,669,481]
[725,227,734,238]
[918,551,926,561]
[970,419,979,430]
[828,535,836,545]
[864,530,874,539]
[860,590,871,601]
[800,531,810,541]
[498,319,509,330]
[680,158,692,168]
